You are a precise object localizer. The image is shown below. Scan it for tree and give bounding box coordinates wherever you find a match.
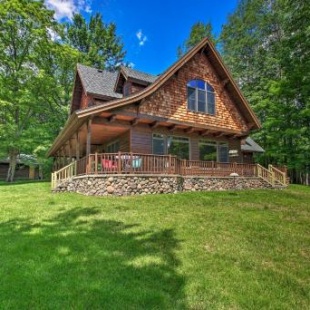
[177,21,217,57]
[65,13,126,70]
[220,0,310,184]
[0,0,59,181]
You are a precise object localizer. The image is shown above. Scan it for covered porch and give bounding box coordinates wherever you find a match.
[51,152,288,190]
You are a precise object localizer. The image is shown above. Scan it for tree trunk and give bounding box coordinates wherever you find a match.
[6,149,18,182]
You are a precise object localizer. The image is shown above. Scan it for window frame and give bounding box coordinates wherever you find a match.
[152,134,190,160]
[106,140,120,153]
[199,139,229,163]
[187,79,215,115]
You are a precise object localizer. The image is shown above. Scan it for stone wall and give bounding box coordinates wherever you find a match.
[54,174,272,196]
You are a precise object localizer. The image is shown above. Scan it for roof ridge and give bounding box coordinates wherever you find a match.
[121,65,158,77]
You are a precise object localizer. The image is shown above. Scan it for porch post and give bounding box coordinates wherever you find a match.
[76,131,80,160]
[86,118,92,157]
[56,152,60,170]
[68,139,72,163]
[61,146,66,167]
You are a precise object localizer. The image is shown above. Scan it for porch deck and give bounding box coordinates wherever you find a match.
[52,152,288,190]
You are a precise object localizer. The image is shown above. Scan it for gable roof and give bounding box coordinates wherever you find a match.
[77,64,158,100]
[75,38,261,130]
[48,38,261,157]
[120,66,158,84]
[77,64,123,99]
[241,137,265,153]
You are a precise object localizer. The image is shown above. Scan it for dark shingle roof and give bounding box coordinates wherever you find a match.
[77,64,123,99]
[121,66,158,84]
[241,137,265,153]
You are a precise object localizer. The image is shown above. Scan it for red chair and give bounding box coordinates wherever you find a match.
[102,159,117,172]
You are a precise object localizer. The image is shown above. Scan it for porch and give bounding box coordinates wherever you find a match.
[51,152,288,191]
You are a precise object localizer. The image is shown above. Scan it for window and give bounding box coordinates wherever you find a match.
[218,143,229,163]
[199,141,217,161]
[167,136,189,160]
[106,140,120,153]
[187,79,215,115]
[199,140,229,162]
[152,134,165,155]
[152,134,190,159]
[123,82,131,96]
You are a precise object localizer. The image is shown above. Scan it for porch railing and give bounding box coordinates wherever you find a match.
[268,165,287,186]
[51,152,288,189]
[51,161,77,189]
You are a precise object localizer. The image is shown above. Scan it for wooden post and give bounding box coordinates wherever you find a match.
[76,131,80,160]
[86,118,92,157]
[68,139,73,163]
[95,152,98,174]
[61,147,65,168]
[118,151,121,173]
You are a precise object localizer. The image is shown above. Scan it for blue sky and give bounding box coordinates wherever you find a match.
[45,0,238,74]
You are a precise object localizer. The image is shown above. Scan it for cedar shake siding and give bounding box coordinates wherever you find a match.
[138,53,249,132]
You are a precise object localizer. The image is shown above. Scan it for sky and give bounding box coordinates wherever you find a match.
[44,0,239,75]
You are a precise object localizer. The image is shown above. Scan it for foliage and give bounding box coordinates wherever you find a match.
[177,21,217,57]
[0,0,58,181]
[0,184,309,308]
[0,2,126,182]
[220,0,310,184]
[64,13,126,70]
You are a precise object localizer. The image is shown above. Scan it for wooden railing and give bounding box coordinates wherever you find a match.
[52,152,288,189]
[51,161,77,189]
[257,164,274,186]
[75,152,270,179]
[269,165,287,186]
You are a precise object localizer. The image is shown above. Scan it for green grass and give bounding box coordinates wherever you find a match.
[0,183,309,309]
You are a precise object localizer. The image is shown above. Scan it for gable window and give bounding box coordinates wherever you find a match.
[187,79,215,115]
[199,140,229,163]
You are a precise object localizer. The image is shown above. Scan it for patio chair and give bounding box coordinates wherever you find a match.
[131,157,142,169]
[101,159,118,172]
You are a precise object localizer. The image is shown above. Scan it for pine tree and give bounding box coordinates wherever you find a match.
[177,21,217,57]
[220,0,310,184]
[65,13,126,70]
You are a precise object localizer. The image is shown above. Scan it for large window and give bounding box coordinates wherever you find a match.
[187,79,215,115]
[199,140,229,163]
[167,136,190,160]
[152,134,165,155]
[152,134,190,159]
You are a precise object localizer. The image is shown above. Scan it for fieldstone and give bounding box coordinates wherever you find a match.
[107,186,114,194]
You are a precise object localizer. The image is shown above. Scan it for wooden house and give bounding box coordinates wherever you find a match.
[48,38,287,194]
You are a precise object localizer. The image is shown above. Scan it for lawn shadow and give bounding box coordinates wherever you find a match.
[0,180,49,186]
[0,207,186,309]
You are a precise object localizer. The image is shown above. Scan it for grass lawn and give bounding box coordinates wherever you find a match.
[0,182,309,309]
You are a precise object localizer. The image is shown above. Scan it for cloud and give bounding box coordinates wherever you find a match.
[136,29,147,46]
[44,0,92,21]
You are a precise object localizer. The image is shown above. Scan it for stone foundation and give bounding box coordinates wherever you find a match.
[54,174,272,196]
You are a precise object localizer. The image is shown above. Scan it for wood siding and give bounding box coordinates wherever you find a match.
[130,124,242,162]
[134,53,249,133]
